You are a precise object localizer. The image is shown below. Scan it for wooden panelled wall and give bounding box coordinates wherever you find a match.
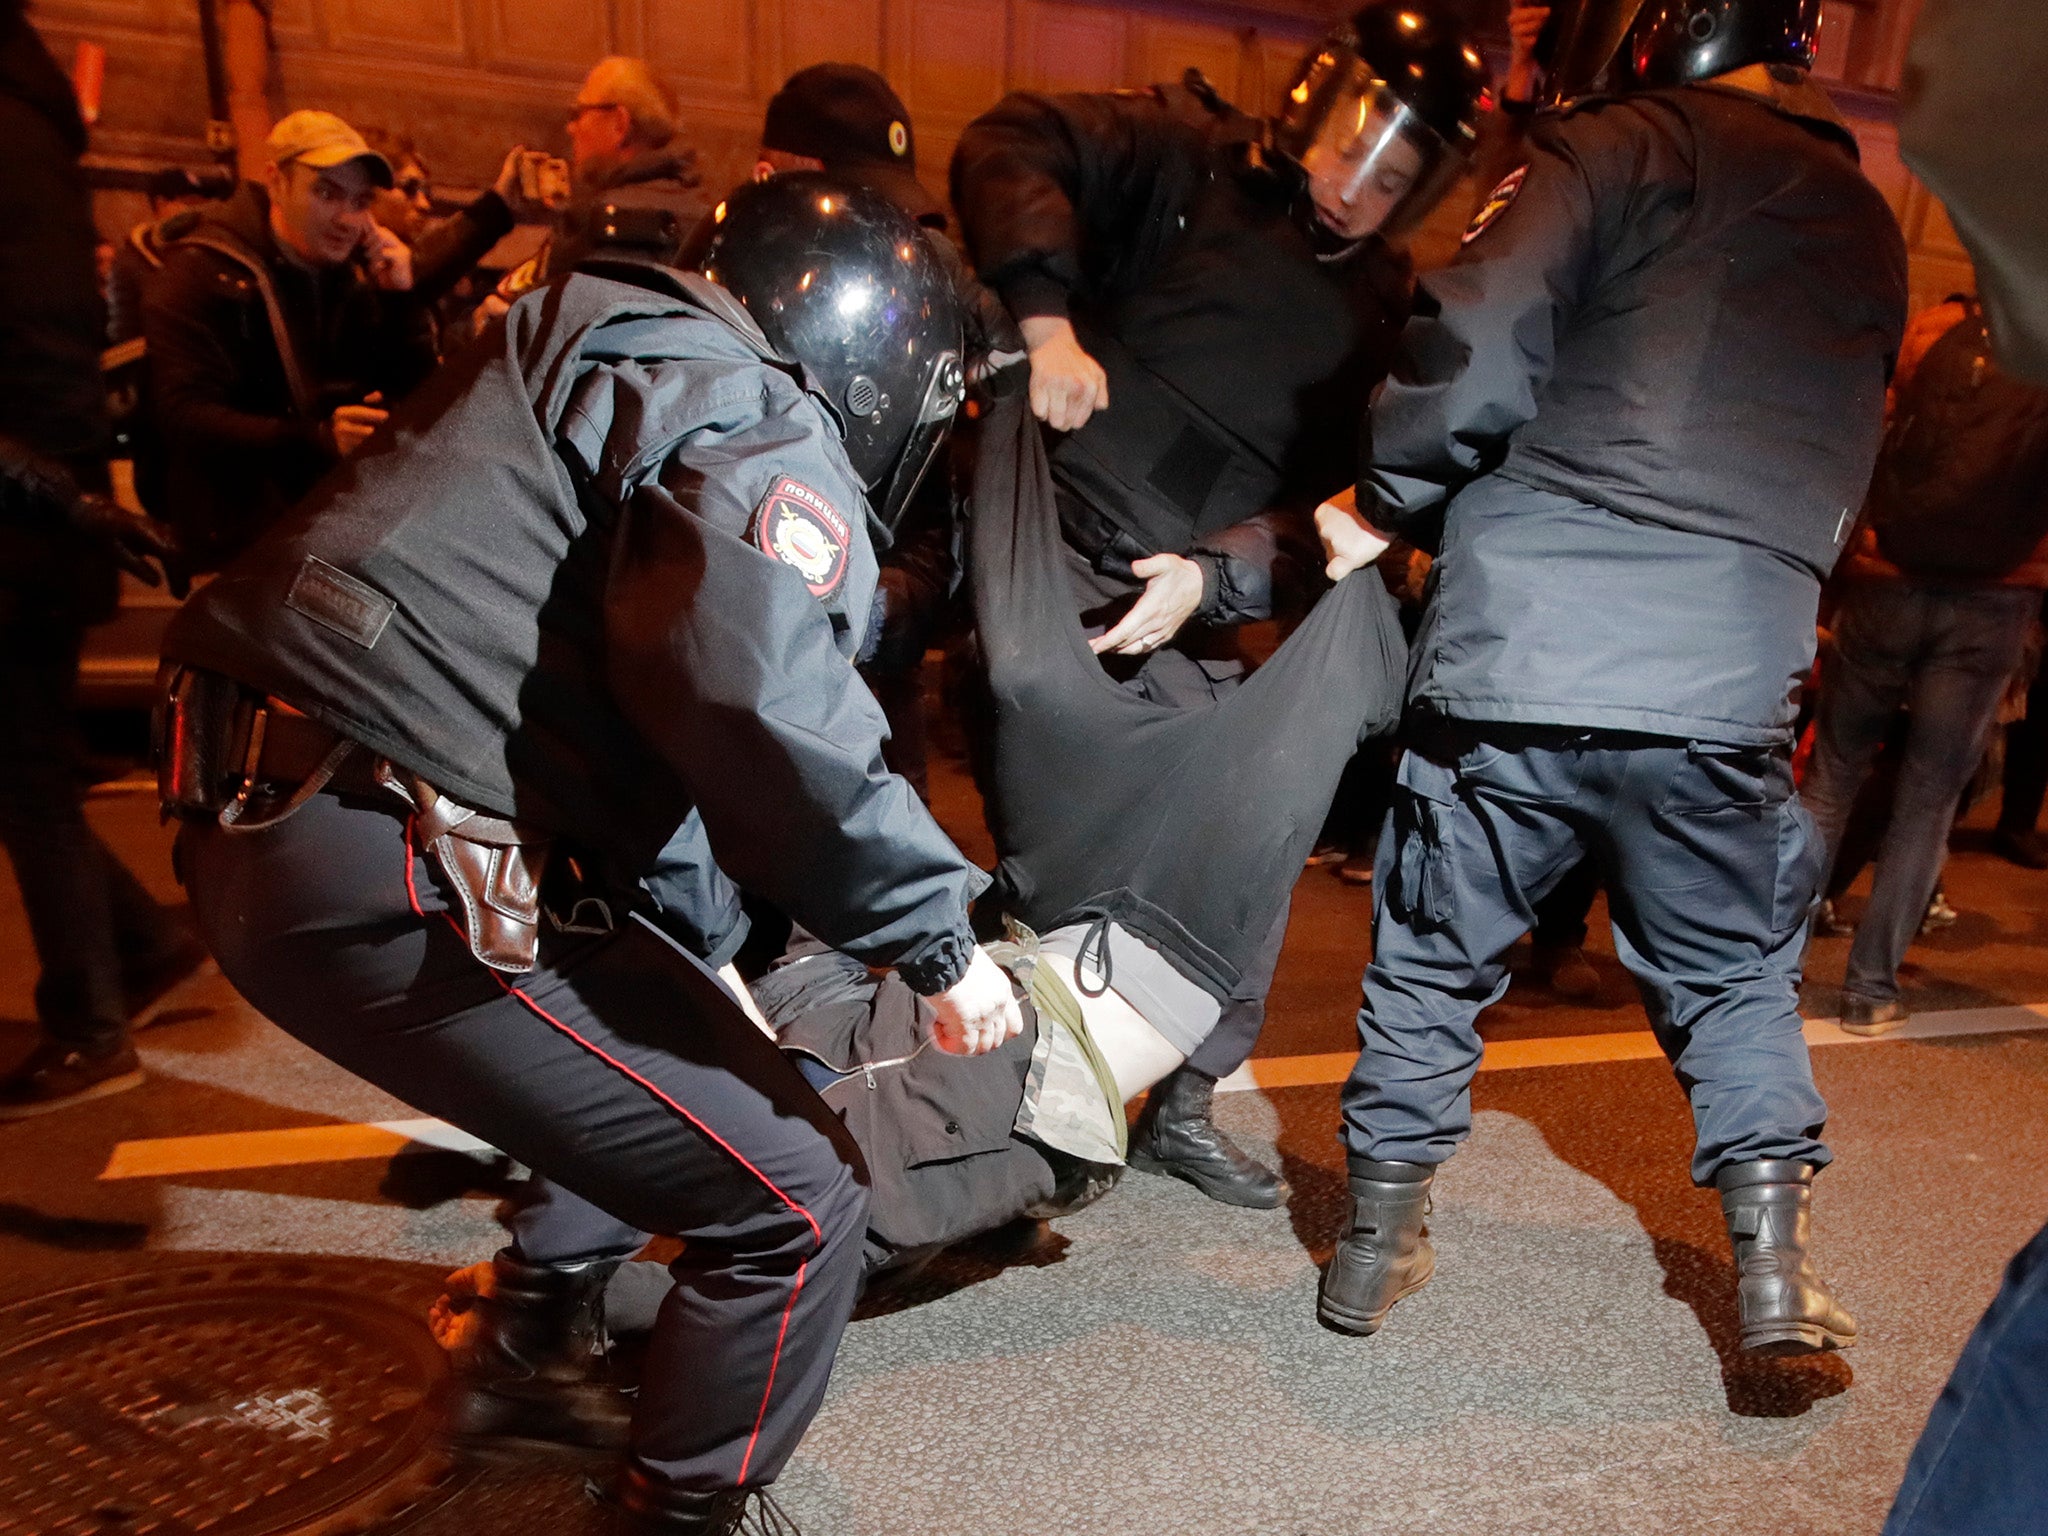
[30,0,1971,307]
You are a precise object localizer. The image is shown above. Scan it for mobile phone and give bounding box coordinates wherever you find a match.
[517,151,572,207]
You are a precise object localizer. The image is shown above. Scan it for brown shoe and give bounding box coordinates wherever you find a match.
[1839,996,1909,1037]
[0,1038,144,1119]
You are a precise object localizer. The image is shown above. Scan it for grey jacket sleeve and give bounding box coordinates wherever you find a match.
[1360,108,1655,550]
[600,378,986,994]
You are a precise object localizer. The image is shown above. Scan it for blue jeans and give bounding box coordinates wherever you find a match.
[1342,724,1829,1185]
[1882,1217,2048,1536]
[1800,581,2037,1004]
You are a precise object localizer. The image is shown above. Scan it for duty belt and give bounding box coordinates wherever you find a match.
[154,664,554,973]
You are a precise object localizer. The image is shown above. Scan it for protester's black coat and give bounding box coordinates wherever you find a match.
[142,184,438,570]
[165,269,984,991]
[971,389,1406,1000]
[1370,77,1909,743]
[952,83,1409,622]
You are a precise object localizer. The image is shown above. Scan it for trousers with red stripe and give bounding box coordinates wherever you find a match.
[179,787,870,1492]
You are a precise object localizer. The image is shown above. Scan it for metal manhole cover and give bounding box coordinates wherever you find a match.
[0,1259,456,1536]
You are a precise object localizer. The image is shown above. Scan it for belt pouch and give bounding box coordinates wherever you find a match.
[153,662,256,817]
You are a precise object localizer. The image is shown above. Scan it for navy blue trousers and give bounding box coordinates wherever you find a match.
[181,789,869,1492]
[1883,1217,2048,1536]
[1342,725,1830,1185]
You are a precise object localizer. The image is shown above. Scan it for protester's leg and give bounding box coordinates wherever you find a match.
[1845,589,2035,1011]
[183,792,868,1494]
[1596,742,1850,1353]
[1882,1218,2048,1536]
[1799,585,1922,895]
[0,625,150,1113]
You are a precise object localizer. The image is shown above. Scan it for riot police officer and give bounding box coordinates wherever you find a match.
[1314,0,1908,1351]
[950,1,1488,1208]
[157,176,1013,1535]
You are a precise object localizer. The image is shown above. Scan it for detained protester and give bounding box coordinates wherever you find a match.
[950,0,1487,1208]
[1315,0,1908,1350]
[154,176,1018,1535]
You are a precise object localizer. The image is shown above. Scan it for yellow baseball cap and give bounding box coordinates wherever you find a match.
[266,110,394,187]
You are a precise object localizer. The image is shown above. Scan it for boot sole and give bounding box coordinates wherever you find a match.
[1837,1017,1908,1038]
[1317,1254,1436,1337]
[1741,1322,1856,1356]
[0,1068,144,1120]
[1126,1148,1289,1209]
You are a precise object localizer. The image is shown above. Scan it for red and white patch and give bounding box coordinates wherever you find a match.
[1463,164,1528,246]
[752,476,851,598]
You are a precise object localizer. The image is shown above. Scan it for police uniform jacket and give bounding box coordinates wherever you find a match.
[951,81,1410,625]
[1368,70,1908,745]
[163,266,985,994]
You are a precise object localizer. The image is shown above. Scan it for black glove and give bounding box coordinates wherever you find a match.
[71,492,189,599]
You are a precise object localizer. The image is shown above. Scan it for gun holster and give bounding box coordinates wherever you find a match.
[375,764,552,974]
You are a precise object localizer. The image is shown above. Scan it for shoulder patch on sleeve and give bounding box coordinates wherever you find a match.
[1463,164,1528,246]
[752,477,853,599]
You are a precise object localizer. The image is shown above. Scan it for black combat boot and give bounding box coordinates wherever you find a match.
[1716,1160,1857,1355]
[1318,1159,1435,1336]
[1127,1067,1289,1208]
[603,1462,799,1534]
[447,1250,631,1455]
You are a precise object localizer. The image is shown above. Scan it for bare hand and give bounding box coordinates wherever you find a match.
[924,946,1025,1057]
[363,222,414,291]
[492,146,527,205]
[329,396,389,457]
[1505,5,1550,102]
[1316,486,1393,582]
[1090,551,1205,655]
[1020,315,1109,432]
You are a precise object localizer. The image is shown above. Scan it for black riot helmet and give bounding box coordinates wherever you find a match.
[1542,0,1822,103]
[696,173,965,535]
[1272,1,1491,242]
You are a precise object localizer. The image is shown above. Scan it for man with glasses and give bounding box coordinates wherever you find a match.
[141,110,436,571]
[486,57,708,316]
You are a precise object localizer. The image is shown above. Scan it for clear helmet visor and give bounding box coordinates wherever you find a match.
[1287,62,1466,242]
[873,349,963,536]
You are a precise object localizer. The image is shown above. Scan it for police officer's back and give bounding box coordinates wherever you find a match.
[1317,0,1908,1358]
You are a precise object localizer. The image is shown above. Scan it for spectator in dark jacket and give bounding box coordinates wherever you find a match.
[485,57,707,314]
[0,0,197,1119]
[142,109,437,571]
[1800,295,2048,1033]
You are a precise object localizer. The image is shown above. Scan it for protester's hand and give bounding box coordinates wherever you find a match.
[477,291,512,327]
[1505,4,1550,103]
[925,946,1025,1056]
[73,492,187,596]
[1020,315,1109,431]
[1316,485,1393,582]
[364,222,414,291]
[1090,552,1205,655]
[427,1260,495,1353]
[329,394,389,457]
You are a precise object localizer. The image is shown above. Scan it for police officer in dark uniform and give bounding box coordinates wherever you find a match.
[1314,0,1908,1351]
[155,176,1014,1535]
[949,1,1488,1208]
